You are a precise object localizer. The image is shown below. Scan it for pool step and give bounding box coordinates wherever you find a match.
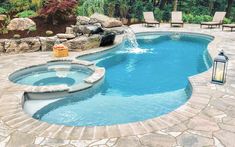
[69,83,92,93]
[47,65,71,71]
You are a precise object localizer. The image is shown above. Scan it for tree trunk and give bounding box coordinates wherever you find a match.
[159,0,167,9]
[173,0,178,11]
[208,0,215,15]
[226,0,234,18]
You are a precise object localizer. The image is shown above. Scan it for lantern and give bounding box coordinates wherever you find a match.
[212,50,229,84]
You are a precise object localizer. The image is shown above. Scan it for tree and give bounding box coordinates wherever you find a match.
[226,0,234,17]
[173,0,178,11]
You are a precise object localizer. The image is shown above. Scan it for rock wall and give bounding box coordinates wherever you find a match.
[0,35,101,54]
[0,13,122,54]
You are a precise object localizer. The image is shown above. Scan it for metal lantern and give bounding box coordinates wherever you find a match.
[212,50,229,84]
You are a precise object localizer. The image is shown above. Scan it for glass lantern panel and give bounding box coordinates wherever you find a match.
[214,62,225,82]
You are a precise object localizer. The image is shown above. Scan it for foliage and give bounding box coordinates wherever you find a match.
[16,10,37,18]
[119,0,129,18]
[0,7,7,14]
[161,4,172,22]
[154,8,163,22]
[0,15,10,34]
[145,0,154,11]
[133,0,144,21]
[31,0,44,11]
[77,0,105,16]
[183,14,212,24]
[223,18,232,24]
[27,25,37,34]
[9,0,30,12]
[40,0,77,25]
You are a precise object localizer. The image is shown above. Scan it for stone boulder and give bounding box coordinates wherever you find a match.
[63,35,101,51]
[76,16,91,25]
[39,37,57,51]
[57,34,76,39]
[77,25,103,35]
[0,15,7,21]
[7,18,36,31]
[5,38,40,53]
[90,13,122,28]
[0,39,6,53]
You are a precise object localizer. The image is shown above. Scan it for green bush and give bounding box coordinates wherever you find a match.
[144,0,154,11]
[223,18,232,24]
[154,8,163,22]
[0,7,7,14]
[183,14,212,24]
[9,0,31,13]
[77,0,105,16]
[162,4,172,22]
[16,10,37,18]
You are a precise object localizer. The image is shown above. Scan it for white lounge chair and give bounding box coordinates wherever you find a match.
[201,12,226,29]
[143,12,160,27]
[171,11,184,27]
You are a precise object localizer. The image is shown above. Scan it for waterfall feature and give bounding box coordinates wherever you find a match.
[123,26,152,54]
[123,26,139,49]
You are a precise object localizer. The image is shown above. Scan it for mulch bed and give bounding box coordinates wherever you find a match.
[0,16,76,39]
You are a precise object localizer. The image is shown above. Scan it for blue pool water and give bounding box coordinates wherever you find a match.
[33,33,213,126]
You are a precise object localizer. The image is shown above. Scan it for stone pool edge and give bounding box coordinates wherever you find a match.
[0,31,220,140]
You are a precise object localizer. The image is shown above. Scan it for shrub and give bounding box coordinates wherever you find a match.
[183,14,212,24]
[31,0,44,11]
[0,15,10,34]
[40,0,77,25]
[9,0,30,12]
[144,0,154,11]
[16,10,37,18]
[133,0,144,21]
[154,8,163,22]
[77,0,105,16]
[223,18,232,24]
[162,4,172,22]
[0,7,7,14]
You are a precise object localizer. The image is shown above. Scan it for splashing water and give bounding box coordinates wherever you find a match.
[123,26,152,54]
[123,26,139,49]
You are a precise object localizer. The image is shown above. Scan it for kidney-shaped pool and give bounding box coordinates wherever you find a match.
[32,32,213,126]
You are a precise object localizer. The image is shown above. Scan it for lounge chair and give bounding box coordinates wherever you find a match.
[200,12,226,29]
[170,11,184,27]
[222,24,235,32]
[143,12,160,27]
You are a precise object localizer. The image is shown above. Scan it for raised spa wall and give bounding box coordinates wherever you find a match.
[9,59,105,101]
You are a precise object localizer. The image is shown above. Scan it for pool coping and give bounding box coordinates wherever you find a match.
[0,30,221,140]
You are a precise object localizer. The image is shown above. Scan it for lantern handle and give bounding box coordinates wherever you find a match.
[219,50,229,61]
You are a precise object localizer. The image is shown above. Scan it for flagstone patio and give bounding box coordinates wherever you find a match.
[0,24,235,147]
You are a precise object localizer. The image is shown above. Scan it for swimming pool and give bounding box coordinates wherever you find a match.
[32,32,213,126]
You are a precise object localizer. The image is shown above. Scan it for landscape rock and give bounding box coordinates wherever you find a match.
[76,16,91,25]
[39,37,57,51]
[5,38,40,53]
[90,13,122,28]
[0,14,7,21]
[0,39,6,53]
[7,18,36,31]
[78,25,103,35]
[65,27,74,34]
[63,35,101,51]
[57,34,76,39]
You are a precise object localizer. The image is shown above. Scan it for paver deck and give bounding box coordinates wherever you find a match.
[0,24,235,146]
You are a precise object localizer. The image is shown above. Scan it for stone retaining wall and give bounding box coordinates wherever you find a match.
[0,35,101,53]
